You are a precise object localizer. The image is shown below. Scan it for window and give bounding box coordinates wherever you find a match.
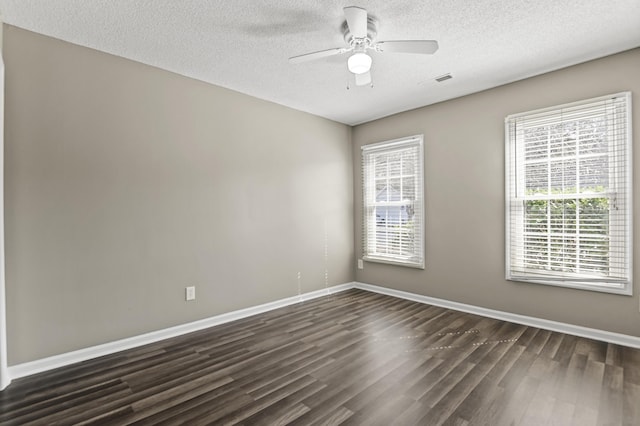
[506,92,632,295]
[362,135,424,268]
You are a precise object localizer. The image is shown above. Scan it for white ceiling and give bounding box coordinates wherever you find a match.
[1,0,639,125]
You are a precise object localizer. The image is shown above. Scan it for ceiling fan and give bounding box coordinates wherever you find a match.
[289,6,439,87]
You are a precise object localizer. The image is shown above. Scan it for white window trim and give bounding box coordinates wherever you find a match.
[362,135,425,269]
[505,92,633,296]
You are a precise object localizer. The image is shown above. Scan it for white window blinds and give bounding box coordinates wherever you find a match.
[362,136,424,268]
[505,92,632,294]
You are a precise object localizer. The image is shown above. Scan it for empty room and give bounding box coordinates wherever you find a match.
[0,1,639,425]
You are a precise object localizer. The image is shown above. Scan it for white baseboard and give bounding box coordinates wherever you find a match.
[8,282,356,381]
[8,281,640,384]
[354,282,640,349]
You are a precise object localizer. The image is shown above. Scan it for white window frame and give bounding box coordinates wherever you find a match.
[505,92,632,295]
[362,135,424,268]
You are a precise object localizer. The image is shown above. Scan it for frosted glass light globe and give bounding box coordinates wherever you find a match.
[348,52,372,74]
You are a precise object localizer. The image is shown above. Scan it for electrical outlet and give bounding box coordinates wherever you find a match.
[357,259,364,269]
[185,286,196,301]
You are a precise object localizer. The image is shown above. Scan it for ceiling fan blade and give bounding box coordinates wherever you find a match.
[355,71,372,86]
[344,6,368,38]
[289,47,345,64]
[376,40,439,55]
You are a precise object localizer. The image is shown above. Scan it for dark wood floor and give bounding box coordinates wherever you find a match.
[1,289,639,425]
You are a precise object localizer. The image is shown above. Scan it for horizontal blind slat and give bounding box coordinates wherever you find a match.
[362,136,424,268]
[506,92,631,292]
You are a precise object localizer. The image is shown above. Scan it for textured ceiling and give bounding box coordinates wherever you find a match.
[1,0,639,125]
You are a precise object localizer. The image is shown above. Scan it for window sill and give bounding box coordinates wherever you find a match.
[507,275,632,296]
[363,255,424,270]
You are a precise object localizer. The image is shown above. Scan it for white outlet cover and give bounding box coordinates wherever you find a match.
[185,286,196,301]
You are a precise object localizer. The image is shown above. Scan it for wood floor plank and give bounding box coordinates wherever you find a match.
[622,346,640,385]
[549,399,576,426]
[0,288,638,425]
[539,331,564,359]
[606,343,624,366]
[341,392,416,426]
[304,354,406,413]
[557,352,588,403]
[390,400,431,425]
[210,375,320,425]
[519,382,556,425]
[462,383,506,425]
[424,340,518,424]
[570,404,598,426]
[299,405,354,426]
[597,363,624,425]
[6,385,133,425]
[575,358,605,409]
[524,328,552,355]
[240,380,324,425]
[0,378,127,421]
[493,375,540,425]
[622,381,640,425]
[128,388,251,425]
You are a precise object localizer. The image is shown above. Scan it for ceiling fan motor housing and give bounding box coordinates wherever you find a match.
[342,16,378,48]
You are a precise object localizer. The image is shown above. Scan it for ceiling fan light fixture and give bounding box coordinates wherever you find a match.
[347,52,372,74]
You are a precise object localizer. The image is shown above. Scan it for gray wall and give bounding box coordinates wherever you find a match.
[4,23,639,366]
[4,26,354,364]
[353,48,640,338]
